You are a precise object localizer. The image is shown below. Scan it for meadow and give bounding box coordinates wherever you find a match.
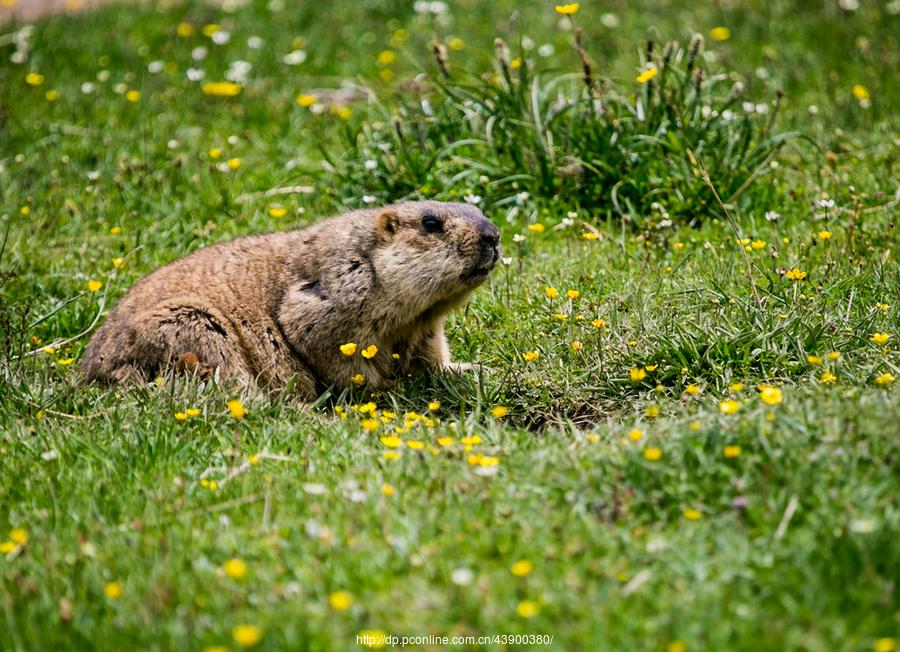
[0,0,898,650]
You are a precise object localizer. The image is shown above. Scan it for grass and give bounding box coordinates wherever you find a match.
[1,0,899,650]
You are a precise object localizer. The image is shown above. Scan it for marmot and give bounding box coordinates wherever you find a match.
[80,201,500,399]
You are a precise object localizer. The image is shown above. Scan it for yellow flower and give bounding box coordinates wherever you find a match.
[719,399,740,415]
[527,223,545,233]
[759,385,783,405]
[223,558,247,580]
[628,428,643,442]
[437,436,454,447]
[491,405,509,418]
[208,147,222,159]
[125,90,141,103]
[176,22,193,37]
[377,50,396,65]
[57,357,75,366]
[361,344,378,359]
[380,435,402,448]
[820,371,837,384]
[571,341,583,351]
[0,541,16,554]
[227,158,242,170]
[202,81,242,97]
[174,412,188,421]
[204,647,228,652]
[566,289,580,300]
[818,230,832,240]
[876,302,890,311]
[381,483,395,496]
[586,433,600,442]
[340,342,358,356]
[269,207,287,218]
[427,401,441,411]
[682,508,702,520]
[361,419,379,432]
[523,351,539,362]
[545,287,558,299]
[643,447,662,461]
[807,355,823,365]
[875,373,895,386]
[554,3,580,15]
[227,399,247,419]
[112,257,125,268]
[329,591,353,611]
[827,351,841,362]
[460,435,482,446]
[786,268,807,281]
[232,624,263,648]
[517,600,540,618]
[874,638,896,652]
[26,71,45,86]
[667,641,687,652]
[592,318,606,329]
[201,23,221,37]
[358,629,388,649]
[685,384,701,395]
[87,280,102,292]
[630,368,646,382]
[382,451,401,461]
[332,105,352,120]
[10,529,28,545]
[729,382,744,392]
[407,440,424,450]
[724,445,741,458]
[582,231,599,240]
[751,240,766,250]
[645,405,660,418]
[45,89,60,101]
[296,94,318,107]
[510,560,533,576]
[636,67,658,84]
[20,206,31,216]
[710,26,731,41]
[185,408,200,417]
[104,582,122,599]
[852,84,870,101]
[553,313,568,321]
[448,37,465,51]
[871,332,890,345]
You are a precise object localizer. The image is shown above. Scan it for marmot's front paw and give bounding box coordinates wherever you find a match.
[444,362,491,374]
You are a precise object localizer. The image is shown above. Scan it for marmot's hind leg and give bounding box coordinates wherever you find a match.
[82,303,250,385]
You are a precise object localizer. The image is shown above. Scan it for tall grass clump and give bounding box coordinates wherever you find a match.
[318,30,795,225]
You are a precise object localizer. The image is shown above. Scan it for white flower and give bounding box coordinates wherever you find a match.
[566,211,578,219]
[225,60,252,83]
[167,139,179,150]
[561,217,574,227]
[97,70,110,82]
[815,198,836,209]
[838,0,859,10]
[463,194,482,205]
[512,233,526,243]
[147,60,164,74]
[186,68,206,81]
[81,82,95,94]
[113,82,127,94]
[808,104,819,115]
[191,46,208,61]
[721,109,735,122]
[538,43,555,58]
[247,36,264,49]
[755,67,770,80]
[657,219,673,229]
[211,30,231,45]
[516,191,530,203]
[742,101,755,113]
[600,12,620,28]
[87,170,101,181]
[364,159,378,170]
[41,450,59,461]
[302,482,327,495]
[765,211,780,222]
[755,103,769,115]
[501,256,513,266]
[282,49,307,65]
[227,134,240,145]
[450,567,474,585]
[362,195,377,204]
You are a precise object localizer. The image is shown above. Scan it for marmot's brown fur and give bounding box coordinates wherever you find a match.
[80,201,500,399]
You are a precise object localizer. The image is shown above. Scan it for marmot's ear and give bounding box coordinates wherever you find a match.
[377,209,400,238]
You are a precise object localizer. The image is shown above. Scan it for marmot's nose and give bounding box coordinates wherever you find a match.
[476,218,500,248]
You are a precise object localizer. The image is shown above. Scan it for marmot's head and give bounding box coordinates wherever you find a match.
[371,201,500,314]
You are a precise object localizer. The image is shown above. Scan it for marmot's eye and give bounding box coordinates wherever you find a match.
[422,215,443,233]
